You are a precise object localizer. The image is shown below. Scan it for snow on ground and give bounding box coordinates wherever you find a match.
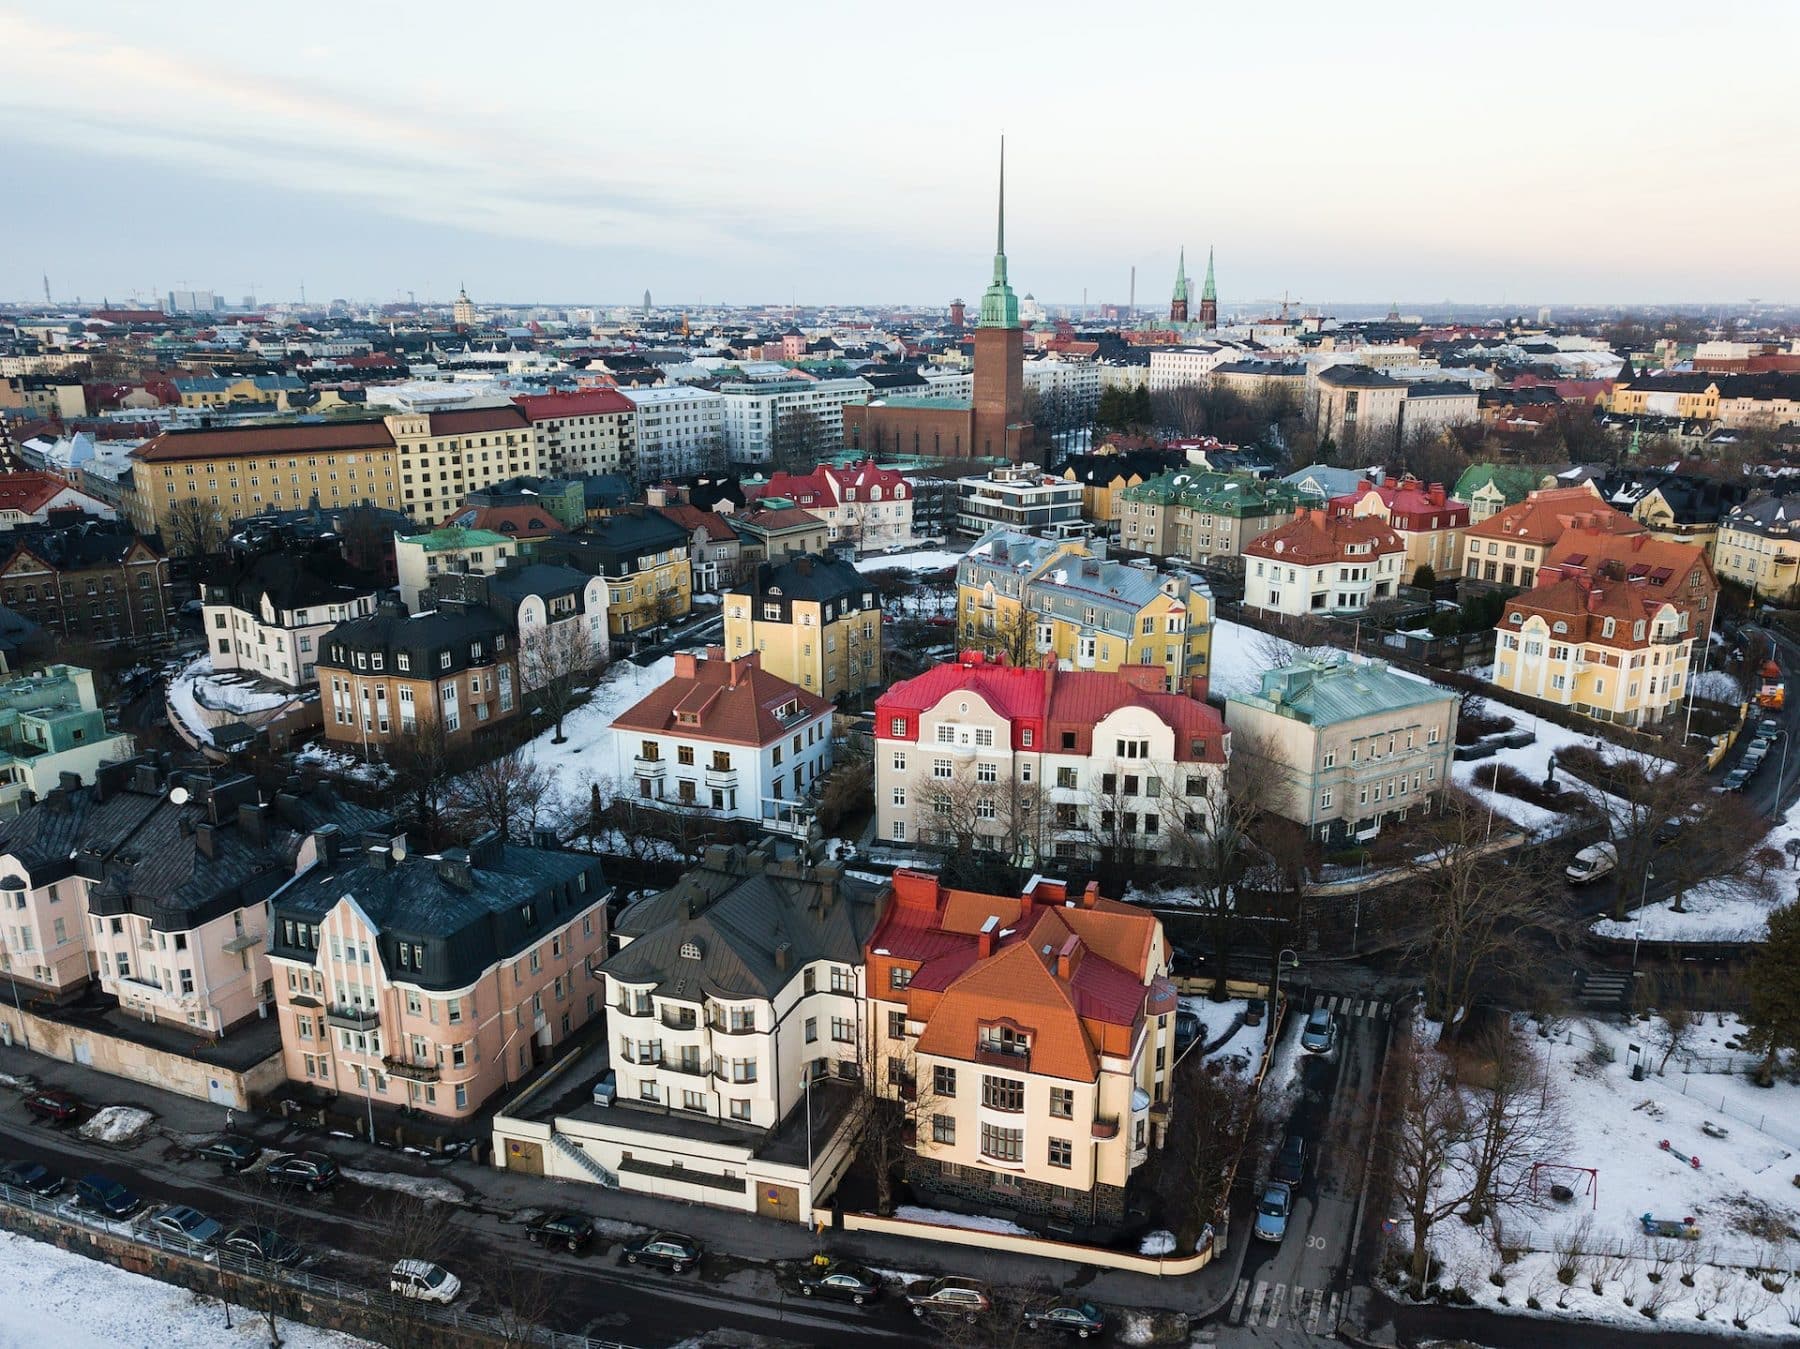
[77,1105,155,1145]
[340,1168,464,1204]
[853,548,965,574]
[892,1205,1034,1236]
[1181,995,1261,1073]
[0,1230,375,1349]
[294,743,391,785]
[1593,797,1796,944]
[167,656,299,746]
[1691,669,1746,702]
[1137,1229,1177,1256]
[1453,711,1672,838]
[518,656,676,810]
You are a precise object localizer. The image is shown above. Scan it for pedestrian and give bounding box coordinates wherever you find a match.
[225,1107,235,1131]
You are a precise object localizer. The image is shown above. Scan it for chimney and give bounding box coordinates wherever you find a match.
[366,843,391,873]
[673,651,698,680]
[58,770,80,793]
[978,914,999,958]
[773,941,791,972]
[1080,880,1101,910]
[194,822,217,859]
[436,849,474,891]
[1056,934,1081,981]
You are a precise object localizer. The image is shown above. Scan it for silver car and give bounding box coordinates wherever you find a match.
[1254,1182,1292,1241]
[148,1203,223,1247]
[1301,1007,1336,1053]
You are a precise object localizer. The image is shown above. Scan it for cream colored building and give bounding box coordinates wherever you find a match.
[383,407,540,524]
[1309,365,1407,452]
[724,554,883,699]
[1715,497,1800,604]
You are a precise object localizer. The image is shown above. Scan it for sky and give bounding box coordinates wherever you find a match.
[3,1,1798,311]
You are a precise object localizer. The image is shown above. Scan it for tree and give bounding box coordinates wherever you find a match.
[519,618,602,743]
[916,757,1045,870]
[770,407,827,475]
[960,607,1042,669]
[479,1261,558,1349]
[1743,901,1800,1085]
[1147,1050,1258,1251]
[1413,562,1438,590]
[446,746,558,843]
[1387,1037,1477,1297]
[853,1044,941,1216]
[362,1195,466,1349]
[163,497,229,558]
[1459,1023,1566,1232]
[383,712,461,846]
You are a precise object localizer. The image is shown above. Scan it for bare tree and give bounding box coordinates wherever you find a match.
[1387,1037,1477,1297]
[1654,1004,1695,1074]
[855,1043,942,1216]
[480,1261,558,1349]
[770,408,827,476]
[446,746,558,843]
[917,759,1045,872]
[959,606,1043,669]
[383,712,460,845]
[163,496,229,558]
[1459,1022,1567,1231]
[1147,1051,1258,1251]
[519,619,602,743]
[364,1195,464,1349]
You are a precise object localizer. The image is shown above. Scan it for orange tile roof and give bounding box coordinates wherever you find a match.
[609,650,830,746]
[1542,527,1716,615]
[1498,573,1687,647]
[1466,484,1642,546]
[1243,508,1405,566]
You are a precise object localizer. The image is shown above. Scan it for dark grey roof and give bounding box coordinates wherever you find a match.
[485,563,592,603]
[1317,364,1402,389]
[270,833,609,991]
[202,548,382,614]
[730,553,867,605]
[603,847,884,1003]
[318,600,507,674]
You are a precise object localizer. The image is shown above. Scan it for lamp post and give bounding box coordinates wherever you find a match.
[5,966,31,1051]
[1272,948,1300,1013]
[801,1066,814,1205]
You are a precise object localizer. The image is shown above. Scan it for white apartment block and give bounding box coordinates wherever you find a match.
[1148,345,1236,392]
[624,386,726,481]
[717,377,872,467]
[1022,358,1102,408]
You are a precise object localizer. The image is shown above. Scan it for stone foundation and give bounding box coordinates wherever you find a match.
[905,1154,1125,1227]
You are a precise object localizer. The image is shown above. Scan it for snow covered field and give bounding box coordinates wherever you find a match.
[853,548,964,574]
[517,655,676,812]
[166,655,301,746]
[0,1231,374,1349]
[1594,797,1796,944]
[1454,710,1670,839]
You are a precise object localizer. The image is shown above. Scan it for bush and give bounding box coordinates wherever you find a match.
[1413,563,1438,590]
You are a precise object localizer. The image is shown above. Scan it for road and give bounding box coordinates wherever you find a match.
[1210,994,1391,1346]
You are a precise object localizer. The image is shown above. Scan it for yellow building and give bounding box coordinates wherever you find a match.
[172,375,305,409]
[1604,375,1721,421]
[723,554,882,698]
[545,510,692,641]
[1715,497,1800,604]
[956,529,1212,692]
[124,421,401,546]
[381,407,539,524]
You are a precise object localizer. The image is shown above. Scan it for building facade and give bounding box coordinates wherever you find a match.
[723,555,882,700]
[1327,475,1468,584]
[1241,510,1407,617]
[1119,470,1303,570]
[1459,484,1636,593]
[394,525,521,611]
[955,466,1084,537]
[1715,496,1800,604]
[202,549,383,690]
[384,407,541,525]
[623,386,726,483]
[0,665,133,817]
[513,389,638,480]
[718,377,872,468]
[0,521,175,645]
[1309,365,1407,452]
[743,460,915,552]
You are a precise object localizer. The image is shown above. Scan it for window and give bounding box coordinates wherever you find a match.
[1056,766,1078,790]
[729,1098,751,1121]
[830,966,853,993]
[932,1114,956,1145]
[1048,1137,1073,1169]
[932,758,952,779]
[979,1123,1023,1163]
[890,967,913,990]
[888,1010,907,1039]
[933,1065,957,1098]
[981,1076,1024,1112]
[805,1017,817,1043]
[831,1016,854,1043]
[1050,1086,1074,1118]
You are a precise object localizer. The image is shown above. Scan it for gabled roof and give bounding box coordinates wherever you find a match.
[1465,484,1642,546]
[609,650,828,747]
[1541,528,1715,613]
[1243,509,1405,566]
[442,504,567,538]
[658,503,738,543]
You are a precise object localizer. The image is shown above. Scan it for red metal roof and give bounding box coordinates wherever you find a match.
[512,388,636,420]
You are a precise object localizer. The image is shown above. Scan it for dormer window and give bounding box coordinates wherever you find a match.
[1602,617,1615,638]
[397,653,411,671]
[1551,621,1567,635]
[371,653,384,671]
[680,940,703,960]
[439,651,452,670]
[1634,621,1645,641]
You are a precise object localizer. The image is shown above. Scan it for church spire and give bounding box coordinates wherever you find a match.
[1198,246,1218,330]
[977,136,1019,329]
[1170,246,1189,322]
[1201,247,1216,302]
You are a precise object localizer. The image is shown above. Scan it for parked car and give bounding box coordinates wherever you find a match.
[263,1151,338,1193]
[148,1204,224,1247]
[72,1173,142,1218]
[1301,1007,1337,1053]
[1742,742,1768,768]
[0,1159,64,1196]
[197,1134,262,1172]
[1244,997,1267,1026]
[1254,1181,1293,1242]
[905,1275,993,1322]
[1021,1297,1106,1338]
[1565,841,1619,885]
[390,1259,461,1303]
[797,1259,883,1304]
[621,1231,701,1272]
[220,1225,303,1266]
[1272,1133,1308,1186]
[1720,768,1752,793]
[22,1088,81,1124]
[525,1211,595,1253]
[1757,718,1784,742]
[1653,816,1686,847]
[1174,1008,1203,1053]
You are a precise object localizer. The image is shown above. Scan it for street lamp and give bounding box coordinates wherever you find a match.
[1272,947,1300,1012]
[800,1065,814,1205]
[5,966,31,1052]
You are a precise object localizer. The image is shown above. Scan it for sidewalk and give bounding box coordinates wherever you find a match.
[0,1038,1240,1314]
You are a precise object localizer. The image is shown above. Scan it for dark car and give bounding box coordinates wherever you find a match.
[0,1159,65,1196]
[198,1134,262,1172]
[621,1231,700,1272]
[525,1211,595,1253]
[220,1225,304,1266]
[905,1275,993,1322]
[264,1151,338,1193]
[1272,1133,1308,1185]
[72,1173,142,1218]
[1174,1007,1203,1052]
[22,1088,81,1124]
[797,1259,883,1304]
[1022,1297,1107,1338]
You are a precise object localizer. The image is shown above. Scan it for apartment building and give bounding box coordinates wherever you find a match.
[1021,356,1101,414]
[717,376,872,468]
[172,375,305,409]
[78,763,391,1035]
[394,525,521,610]
[0,520,176,645]
[540,510,692,641]
[1146,344,1236,392]
[513,388,637,479]
[428,564,609,688]
[1242,510,1406,617]
[1715,496,1800,604]
[1059,449,1176,528]
[654,502,743,594]
[385,406,540,524]
[316,600,518,751]
[731,505,830,565]
[1397,381,1480,440]
[723,554,882,700]
[958,530,1214,692]
[1327,475,1468,583]
[743,460,914,552]
[202,549,383,690]
[124,422,401,540]
[954,465,1083,537]
[1118,470,1303,570]
[873,653,1227,862]
[0,470,115,526]
[1493,566,1696,727]
[0,665,133,816]
[623,385,725,482]
[1309,365,1407,452]
[268,829,610,1120]
[865,870,1175,1225]
[1225,658,1458,843]
[1452,464,1561,523]
[1459,484,1638,593]
[1542,526,1718,644]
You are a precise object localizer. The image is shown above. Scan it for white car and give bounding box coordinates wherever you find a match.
[391,1259,461,1304]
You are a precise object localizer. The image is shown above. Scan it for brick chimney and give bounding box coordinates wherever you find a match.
[978,915,998,958]
[1079,880,1101,909]
[1056,934,1081,981]
[674,651,698,679]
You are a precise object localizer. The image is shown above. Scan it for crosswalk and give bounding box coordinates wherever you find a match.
[1577,969,1631,1010]
[1228,1278,1341,1333]
[1308,992,1391,1019]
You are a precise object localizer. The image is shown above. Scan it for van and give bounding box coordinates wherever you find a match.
[1565,841,1618,885]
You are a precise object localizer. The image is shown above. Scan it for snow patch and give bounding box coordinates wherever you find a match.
[892,1205,1034,1236]
[341,1168,464,1204]
[1137,1228,1177,1256]
[77,1106,155,1145]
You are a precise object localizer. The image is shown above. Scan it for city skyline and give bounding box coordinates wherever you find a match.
[3,2,1799,308]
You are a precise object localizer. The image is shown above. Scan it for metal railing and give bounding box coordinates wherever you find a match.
[0,1180,640,1349]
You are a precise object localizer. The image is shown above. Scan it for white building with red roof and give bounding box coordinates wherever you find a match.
[1326,473,1468,583]
[512,387,638,479]
[1243,508,1406,617]
[873,653,1228,865]
[864,869,1176,1225]
[744,459,914,552]
[609,649,833,824]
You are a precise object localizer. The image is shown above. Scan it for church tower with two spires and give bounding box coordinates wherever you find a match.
[971,138,1032,461]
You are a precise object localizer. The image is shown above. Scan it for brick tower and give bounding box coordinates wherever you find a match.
[1170,247,1188,323]
[1198,246,1218,330]
[972,138,1031,461]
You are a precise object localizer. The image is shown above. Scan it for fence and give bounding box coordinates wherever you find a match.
[1505,1223,1788,1274]
[0,1179,639,1349]
[1642,1070,1800,1150]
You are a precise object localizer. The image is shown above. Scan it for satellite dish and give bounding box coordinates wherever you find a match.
[169,786,191,806]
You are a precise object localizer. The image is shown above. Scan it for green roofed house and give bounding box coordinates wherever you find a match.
[0,664,135,817]
[1224,657,1459,844]
[1119,470,1304,570]
[1453,464,1564,523]
[395,525,518,609]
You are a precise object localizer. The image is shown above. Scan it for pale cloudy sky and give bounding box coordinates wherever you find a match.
[3,1,1797,309]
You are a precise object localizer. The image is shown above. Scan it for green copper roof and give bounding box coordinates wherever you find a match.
[1172,247,1188,304]
[977,137,1020,330]
[401,525,511,552]
[1122,468,1300,516]
[1201,246,1217,303]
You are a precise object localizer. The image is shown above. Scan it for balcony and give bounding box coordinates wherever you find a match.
[632,756,666,780]
[221,930,262,955]
[708,1013,759,1036]
[974,1042,1031,1072]
[663,1055,712,1078]
[615,1001,655,1020]
[703,765,738,789]
[660,1009,698,1032]
[1091,1116,1120,1141]
[898,1076,917,1103]
[325,1003,381,1030]
[383,1056,440,1083]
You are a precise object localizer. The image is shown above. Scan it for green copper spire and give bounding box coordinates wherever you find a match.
[1201,246,1217,303]
[1172,247,1189,303]
[977,136,1020,329]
